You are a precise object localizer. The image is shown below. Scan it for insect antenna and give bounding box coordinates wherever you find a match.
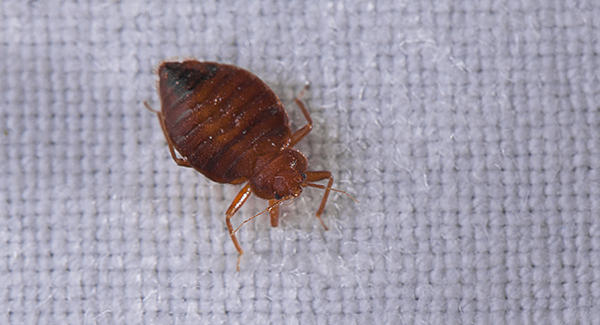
[232,197,287,235]
[303,182,359,203]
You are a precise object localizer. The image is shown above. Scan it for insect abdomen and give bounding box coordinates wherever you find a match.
[158,61,292,183]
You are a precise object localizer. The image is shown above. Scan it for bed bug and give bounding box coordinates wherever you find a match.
[145,60,356,270]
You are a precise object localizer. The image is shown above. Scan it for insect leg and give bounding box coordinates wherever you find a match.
[144,102,192,168]
[290,84,314,147]
[268,199,280,227]
[225,183,253,271]
[304,171,333,230]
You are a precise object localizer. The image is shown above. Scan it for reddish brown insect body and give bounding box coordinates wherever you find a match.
[146,60,353,270]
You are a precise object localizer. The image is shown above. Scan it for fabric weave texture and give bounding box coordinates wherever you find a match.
[1,1,600,324]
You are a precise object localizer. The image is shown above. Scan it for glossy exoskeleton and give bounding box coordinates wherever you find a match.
[146,60,354,270]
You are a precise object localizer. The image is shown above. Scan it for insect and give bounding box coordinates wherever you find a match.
[146,60,356,270]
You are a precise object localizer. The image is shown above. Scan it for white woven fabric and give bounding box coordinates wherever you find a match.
[2,0,600,324]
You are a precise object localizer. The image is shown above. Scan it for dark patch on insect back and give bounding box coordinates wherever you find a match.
[161,62,218,97]
[165,69,239,137]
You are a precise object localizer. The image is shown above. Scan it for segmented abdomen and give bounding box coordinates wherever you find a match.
[158,61,291,183]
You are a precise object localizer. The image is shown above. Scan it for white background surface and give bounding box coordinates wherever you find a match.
[2,1,600,324]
